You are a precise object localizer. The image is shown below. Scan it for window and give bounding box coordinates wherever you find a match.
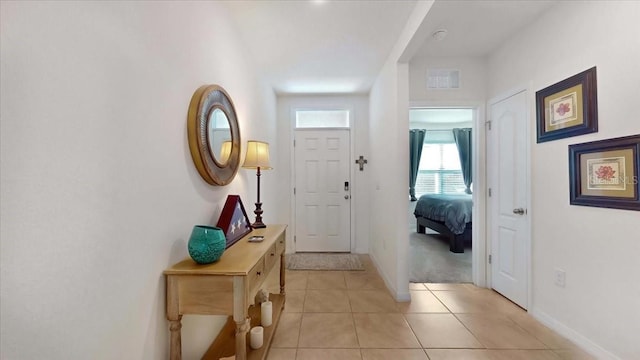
[415,143,466,196]
[211,110,230,129]
[295,110,350,128]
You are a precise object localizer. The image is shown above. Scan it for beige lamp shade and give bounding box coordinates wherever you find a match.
[219,140,232,163]
[243,141,272,169]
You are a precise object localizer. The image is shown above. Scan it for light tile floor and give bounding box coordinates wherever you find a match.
[263,255,595,360]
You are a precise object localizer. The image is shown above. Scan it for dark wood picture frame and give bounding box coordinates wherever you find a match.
[216,195,252,248]
[569,134,640,211]
[536,67,598,143]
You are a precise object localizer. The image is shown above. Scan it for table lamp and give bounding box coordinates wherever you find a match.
[219,140,232,164]
[242,140,272,228]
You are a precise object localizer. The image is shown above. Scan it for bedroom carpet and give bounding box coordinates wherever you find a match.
[409,201,472,283]
[286,253,364,271]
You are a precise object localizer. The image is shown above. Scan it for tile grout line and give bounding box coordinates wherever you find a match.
[419,287,487,351]
[449,311,488,349]
[295,273,308,350]
[427,288,455,313]
[283,261,585,359]
[347,281,362,351]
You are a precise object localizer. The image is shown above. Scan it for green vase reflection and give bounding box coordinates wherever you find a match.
[188,225,226,264]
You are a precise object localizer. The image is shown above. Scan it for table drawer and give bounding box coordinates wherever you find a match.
[247,258,265,290]
[265,243,277,271]
[275,234,286,255]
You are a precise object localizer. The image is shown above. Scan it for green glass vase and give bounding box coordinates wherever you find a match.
[188,225,226,264]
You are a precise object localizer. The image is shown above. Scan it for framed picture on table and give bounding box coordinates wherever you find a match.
[569,134,640,211]
[216,195,252,248]
[536,67,598,143]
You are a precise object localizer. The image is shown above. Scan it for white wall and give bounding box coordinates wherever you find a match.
[275,95,370,254]
[369,63,403,298]
[409,56,487,103]
[487,2,640,359]
[368,0,435,301]
[0,2,276,359]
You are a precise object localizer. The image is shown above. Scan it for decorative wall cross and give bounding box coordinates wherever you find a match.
[355,155,368,171]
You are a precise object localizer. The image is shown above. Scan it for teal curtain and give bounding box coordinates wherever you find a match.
[409,129,426,201]
[452,128,472,194]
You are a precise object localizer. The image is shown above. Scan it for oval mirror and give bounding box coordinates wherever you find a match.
[207,108,232,166]
[187,85,241,186]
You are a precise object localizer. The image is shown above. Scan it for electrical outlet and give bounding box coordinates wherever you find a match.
[554,268,566,288]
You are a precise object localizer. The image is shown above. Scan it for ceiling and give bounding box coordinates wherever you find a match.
[413,0,555,59]
[223,0,556,95]
[223,0,417,94]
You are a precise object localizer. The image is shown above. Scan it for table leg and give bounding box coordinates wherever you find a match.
[233,276,249,360]
[167,275,182,360]
[280,252,286,297]
[234,317,250,360]
[169,316,182,360]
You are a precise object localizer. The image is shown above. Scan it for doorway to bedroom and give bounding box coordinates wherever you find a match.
[409,107,474,284]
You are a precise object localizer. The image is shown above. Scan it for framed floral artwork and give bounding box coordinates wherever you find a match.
[569,134,640,211]
[216,195,252,248]
[536,67,598,143]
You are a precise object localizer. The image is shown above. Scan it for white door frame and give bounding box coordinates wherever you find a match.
[289,106,356,253]
[486,85,533,309]
[408,101,487,287]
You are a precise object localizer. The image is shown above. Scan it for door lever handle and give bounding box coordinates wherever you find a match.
[513,208,526,215]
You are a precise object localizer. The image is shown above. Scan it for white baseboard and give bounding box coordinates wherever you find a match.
[530,307,619,360]
[368,250,410,302]
[368,250,395,294]
[396,289,410,302]
[355,247,368,254]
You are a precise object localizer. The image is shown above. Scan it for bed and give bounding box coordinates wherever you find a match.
[414,194,472,253]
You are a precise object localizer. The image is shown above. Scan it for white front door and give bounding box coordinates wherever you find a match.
[294,129,351,252]
[488,90,530,309]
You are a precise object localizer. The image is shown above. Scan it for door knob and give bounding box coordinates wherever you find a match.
[344,195,350,199]
[513,208,525,215]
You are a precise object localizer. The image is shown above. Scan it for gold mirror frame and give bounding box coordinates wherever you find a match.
[187,85,241,185]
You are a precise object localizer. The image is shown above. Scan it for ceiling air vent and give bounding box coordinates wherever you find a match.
[427,69,460,89]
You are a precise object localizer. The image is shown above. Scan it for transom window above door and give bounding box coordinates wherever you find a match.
[295,110,350,128]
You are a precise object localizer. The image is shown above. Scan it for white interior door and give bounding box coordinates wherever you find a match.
[488,90,530,309]
[294,129,351,252]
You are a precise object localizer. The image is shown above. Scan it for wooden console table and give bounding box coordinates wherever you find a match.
[164,225,287,360]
